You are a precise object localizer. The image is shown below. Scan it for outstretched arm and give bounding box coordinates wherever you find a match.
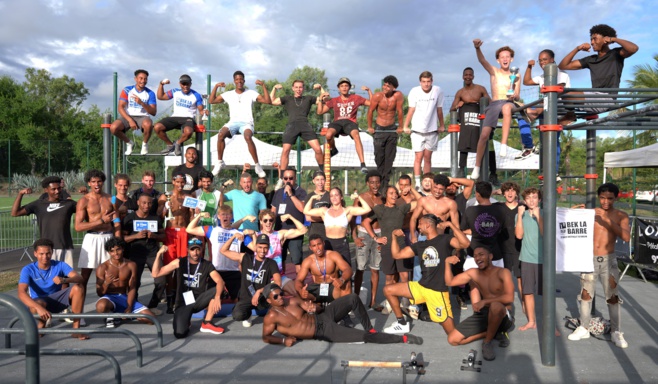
[523,60,538,86]
[208,82,226,104]
[473,39,495,75]
[219,232,245,262]
[558,43,591,70]
[255,79,272,104]
[270,84,282,106]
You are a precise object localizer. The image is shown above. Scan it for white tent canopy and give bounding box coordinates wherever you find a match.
[604,142,658,168]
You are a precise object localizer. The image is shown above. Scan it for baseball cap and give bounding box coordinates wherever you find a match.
[256,234,270,246]
[188,238,203,249]
[312,170,326,179]
[179,74,192,83]
[337,77,351,87]
[262,283,282,299]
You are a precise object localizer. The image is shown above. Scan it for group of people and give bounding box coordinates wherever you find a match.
[13,24,635,358]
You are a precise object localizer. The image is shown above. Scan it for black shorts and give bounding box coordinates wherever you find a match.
[283,237,305,265]
[283,122,317,145]
[307,283,335,303]
[158,116,195,131]
[380,243,413,275]
[325,237,351,266]
[118,116,151,131]
[328,120,358,136]
[456,306,514,338]
[520,261,543,295]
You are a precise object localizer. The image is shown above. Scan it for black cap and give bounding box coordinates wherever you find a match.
[337,77,351,87]
[256,234,270,246]
[179,74,192,83]
[262,283,282,299]
[312,170,326,179]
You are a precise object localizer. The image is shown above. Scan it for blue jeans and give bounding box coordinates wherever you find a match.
[518,118,561,170]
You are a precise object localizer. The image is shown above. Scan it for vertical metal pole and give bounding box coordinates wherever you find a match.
[113,72,119,176]
[585,132,597,209]
[632,124,636,216]
[541,63,558,367]
[450,111,458,177]
[0,294,40,384]
[296,137,302,179]
[479,97,489,182]
[206,74,212,171]
[195,114,203,154]
[103,113,113,195]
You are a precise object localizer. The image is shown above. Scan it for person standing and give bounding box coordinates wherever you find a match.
[172,147,205,195]
[223,173,267,232]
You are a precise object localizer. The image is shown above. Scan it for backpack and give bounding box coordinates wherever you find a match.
[564,316,611,339]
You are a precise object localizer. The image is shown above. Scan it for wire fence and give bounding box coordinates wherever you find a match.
[0,211,85,256]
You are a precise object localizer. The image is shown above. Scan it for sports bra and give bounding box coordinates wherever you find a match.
[323,208,349,229]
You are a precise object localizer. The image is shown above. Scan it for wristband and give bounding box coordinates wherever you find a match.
[113,218,121,224]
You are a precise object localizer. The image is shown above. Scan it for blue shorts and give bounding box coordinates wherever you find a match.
[225,121,254,136]
[97,294,147,313]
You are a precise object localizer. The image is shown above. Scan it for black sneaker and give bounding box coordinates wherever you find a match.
[405,334,424,345]
[173,142,182,156]
[330,148,339,157]
[106,318,119,328]
[457,295,467,310]
[482,340,496,361]
[489,174,500,187]
[495,331,510,348]
[160,144,174,155]
[514,148,533,160]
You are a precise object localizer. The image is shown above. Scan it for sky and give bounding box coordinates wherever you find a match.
[0,0,655,126]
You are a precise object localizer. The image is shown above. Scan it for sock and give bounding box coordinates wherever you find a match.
[203,319,210,324]
[360,162,366,168]
[397,317,407,325]
[471,166,480,179]
[414,176,420,187]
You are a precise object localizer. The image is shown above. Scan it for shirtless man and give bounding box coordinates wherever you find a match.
[262,283,423,346]
[449,68,490,178]
[157,172,193,313]
[75,169,121,294]
[445,246,515,361]
[471,39,520,180]
[568,183,630,348]
[96,238,155,328]
[367,75,404,188]
[409,174,459,243]
[295,234,353,302]
[352,171,385,303]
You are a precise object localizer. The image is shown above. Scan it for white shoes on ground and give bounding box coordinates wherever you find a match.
[568,326,590,341]
[383,321,410,334]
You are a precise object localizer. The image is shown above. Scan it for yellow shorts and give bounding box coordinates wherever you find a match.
[408,281,452,323]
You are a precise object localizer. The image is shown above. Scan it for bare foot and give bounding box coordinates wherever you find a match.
[519,322,536,331]
[71,333,90,340]
[555,329,561,337]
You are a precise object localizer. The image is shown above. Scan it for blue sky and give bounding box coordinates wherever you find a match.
[0,0,655,138]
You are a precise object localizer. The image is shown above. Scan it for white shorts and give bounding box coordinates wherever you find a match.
[79,233,113,269]
[411,131,438,152]
[463,255,505,271]
[52,249,74,268]
[579,91,613,114]
[225,121,254,136]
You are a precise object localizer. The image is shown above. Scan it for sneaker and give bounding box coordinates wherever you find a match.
[254,164,266,178]
[61,308,73,323]
[495,331,510,348]
[489,174,500,187]
[407,305,420,320]
[568,326,590,341]
[106,318,118,328]
[482,340,496,361]
[125,141,134,156]
[200,321,225,335]
[556,174,562,183]
[515,148,534,160]
[612,331,628,348]
[532,144,540,155]
[173,142,182,156]
[44,317,52,328]
[470,168,480,180]
[405,334,424,345]
[499,144,508,158]
[457,296,467,310]
[212,160,225,176]
[274,178,284,191]
[160,144,174,155]
[141,142,149,155]
[330,148,339,157]
[383,321,410,335]
[360,166,368,174]
[242,319,253,328]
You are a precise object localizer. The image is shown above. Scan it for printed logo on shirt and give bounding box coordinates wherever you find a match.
[46,203,64,213]
[183,272,201,288]
[247,267,267,284]
[421,246,440,268]
[474,213,501,237]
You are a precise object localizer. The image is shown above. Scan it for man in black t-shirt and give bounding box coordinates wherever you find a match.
[152,238,226,338]
[220,233,281,327]
[122,194,166,309]
[12,176,76,268]
[304,170,332,240]
[271,167,308,273]
[171,147,205,195]
[271,80,324,188]
[382,214,470,335]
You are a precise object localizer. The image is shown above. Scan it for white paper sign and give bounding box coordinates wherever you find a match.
[183,196,207,210]
[556,208,595,272]
[133,220,158,232]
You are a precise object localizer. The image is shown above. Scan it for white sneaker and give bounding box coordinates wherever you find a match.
[106,318,117,328]
[61,308,73,323]
[568,326,590,341]
[383,321,410,334]
[470,167,480,180]
[124,141,134,155]
[212,160,225,176]
[254,163,266,178]
[141,142,149,155]
[242,319,253,328]
[499,144,508,157]
[612,331,628,348]
[274,178,284,191]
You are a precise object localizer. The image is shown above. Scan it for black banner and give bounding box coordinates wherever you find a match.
[634,217,658,265]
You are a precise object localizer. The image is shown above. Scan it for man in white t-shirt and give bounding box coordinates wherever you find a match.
[402,71,445,190]
[209,71,272,178]
[154,74,205,156]
[110,69,157,155]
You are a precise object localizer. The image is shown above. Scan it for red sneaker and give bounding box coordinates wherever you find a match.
[200,322,225,335]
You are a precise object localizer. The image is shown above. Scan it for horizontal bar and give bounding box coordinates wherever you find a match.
[563,88,658,93]
[341,360,406,368]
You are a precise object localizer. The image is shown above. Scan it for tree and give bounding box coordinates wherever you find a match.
[626,54,658,98]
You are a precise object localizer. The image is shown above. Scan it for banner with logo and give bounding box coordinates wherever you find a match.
[556,208,595,272]
[634,217,658,265]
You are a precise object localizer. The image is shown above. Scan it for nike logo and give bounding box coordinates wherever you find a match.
[46,204,64,212]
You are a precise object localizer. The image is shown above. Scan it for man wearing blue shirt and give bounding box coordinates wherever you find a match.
[224,173,267,231]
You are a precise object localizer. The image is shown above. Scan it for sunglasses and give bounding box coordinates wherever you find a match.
[181,82,191,86]
[272,294,279,300]
[262,218,274,223]
[283,177,294,180]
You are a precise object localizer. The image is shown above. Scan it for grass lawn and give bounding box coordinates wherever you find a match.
[0,271,20,293]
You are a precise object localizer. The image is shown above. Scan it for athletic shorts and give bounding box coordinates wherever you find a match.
[119,115,151,131]
[307,283,335,303]
[52,249,74,269]
[224,121,254,136]
[79,232,113,269]
[158,116,195,131]
[355,229,381,271]
[408,281,452,323]
[328,120,359,136]
[325,237,352,266]
[283,121,317,145]
[164,228,189,264]
[579,91,613,114]
[411,131,438,152]
[463,256,504,271]
[96,293,148,313]
[37,287,72,313]
[456,307,514,338]
[520,261,543,295]
[283,237,305,265]
[482,99,513,128]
